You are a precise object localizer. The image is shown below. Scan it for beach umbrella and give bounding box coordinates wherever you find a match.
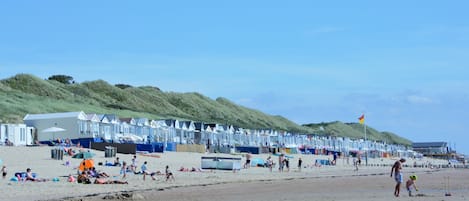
[41,126,66,140]
[72,152,95,159]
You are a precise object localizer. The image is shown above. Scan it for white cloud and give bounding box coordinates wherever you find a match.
[406,95,435,104]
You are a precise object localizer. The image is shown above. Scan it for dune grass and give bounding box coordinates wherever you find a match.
[0,74,411,145]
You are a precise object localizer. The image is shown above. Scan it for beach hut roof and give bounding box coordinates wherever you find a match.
[119,118,136,125]
[164,119,178,127]
[135,118,149,126]
[85,114,100,122]
[103,114,119,122]
[23,111,87,121]
[194,122,204,131]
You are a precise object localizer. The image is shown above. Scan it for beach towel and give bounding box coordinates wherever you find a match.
[251,158,265,167]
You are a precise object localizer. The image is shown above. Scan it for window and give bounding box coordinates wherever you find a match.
[20,128,26,141]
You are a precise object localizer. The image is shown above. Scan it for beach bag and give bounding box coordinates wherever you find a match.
[68,175,76,182]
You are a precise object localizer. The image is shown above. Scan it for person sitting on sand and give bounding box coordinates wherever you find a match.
[179,166,190,172]
[114,157,121,166]
[77,171,91,184]
[191,167,203,172]
[89,167,109,178]
[406,175,419,196]
[94,178,128,184]
[25,168,46,182]
[63,147,75,156]
[178,166,204,172]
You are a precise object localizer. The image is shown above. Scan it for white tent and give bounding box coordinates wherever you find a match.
[42,127,66,133]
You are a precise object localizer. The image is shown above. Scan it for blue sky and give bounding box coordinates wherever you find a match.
[1,1,469,154]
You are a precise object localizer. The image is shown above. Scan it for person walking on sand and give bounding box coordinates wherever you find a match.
[244,152,252,169]
[298,157,302,172]
[278,154,284,172]
[353,157,358,171]
[391,158,406,197]
[266,156,274,172]
[121,161,127,179]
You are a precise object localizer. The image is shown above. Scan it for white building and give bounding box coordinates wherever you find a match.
[23,111,88,142]
[0,124,34,146]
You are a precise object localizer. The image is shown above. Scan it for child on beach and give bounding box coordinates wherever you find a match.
[1,165,6,179]
[130,155,138,172]
[165,165,175,182]
[406,175,419,196]
[121,161,127,179]
[141,161,149,180]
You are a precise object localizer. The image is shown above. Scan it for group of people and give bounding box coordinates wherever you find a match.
[74,170,127,184]
[263,154,303,172]
[390,158,419,197]
[2,165,47,182]
[118,155,175,182]
[75,160,126,184]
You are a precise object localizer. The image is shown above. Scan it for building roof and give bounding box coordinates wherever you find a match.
[412,142,447,148]
[23,111,86,121]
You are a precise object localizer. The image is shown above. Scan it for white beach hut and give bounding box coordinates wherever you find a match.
[0,123,34,146]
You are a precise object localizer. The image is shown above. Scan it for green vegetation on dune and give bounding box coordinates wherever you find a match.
[0,74,411,145]
[303,121,411,146]
[0,74,308,132]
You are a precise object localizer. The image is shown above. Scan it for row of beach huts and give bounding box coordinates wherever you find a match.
[0,111,414,157]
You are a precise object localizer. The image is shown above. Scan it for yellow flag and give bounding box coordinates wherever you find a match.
[358,114,365,124]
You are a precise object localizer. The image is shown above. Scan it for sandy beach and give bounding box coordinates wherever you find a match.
[1,146,468,201]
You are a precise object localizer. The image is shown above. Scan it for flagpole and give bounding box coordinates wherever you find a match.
[358,114,367,166]
[364,121,368,166]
